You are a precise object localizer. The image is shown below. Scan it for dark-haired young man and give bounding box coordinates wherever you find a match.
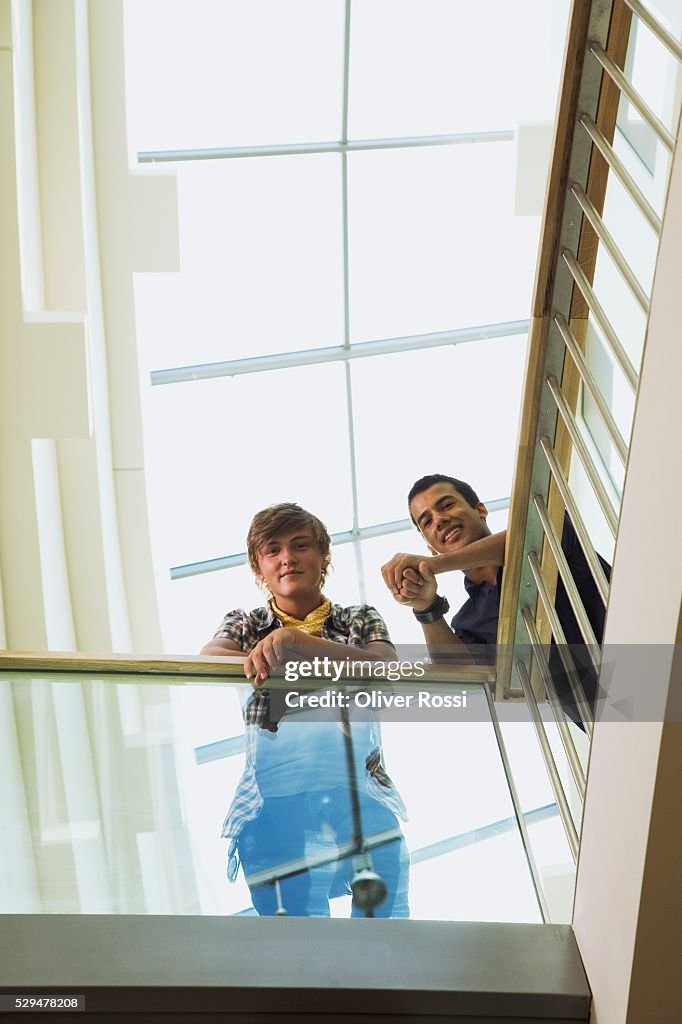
[381,474,610,717]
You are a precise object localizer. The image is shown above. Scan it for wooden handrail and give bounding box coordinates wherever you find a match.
[0,649,495,684]
[0,650,247,676]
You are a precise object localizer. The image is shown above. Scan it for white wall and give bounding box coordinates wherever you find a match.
[573,106,682,1024]
[0,0,175,653]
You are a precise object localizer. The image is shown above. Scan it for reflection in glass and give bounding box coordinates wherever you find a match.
[1,671,546,922]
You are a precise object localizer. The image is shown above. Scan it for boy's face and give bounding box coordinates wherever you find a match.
[409,483,489,555]
[256,528,326,601]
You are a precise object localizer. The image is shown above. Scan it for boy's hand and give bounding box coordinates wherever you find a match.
[245,627,298,685]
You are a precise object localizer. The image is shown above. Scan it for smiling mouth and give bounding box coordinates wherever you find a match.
[441,525,463,544]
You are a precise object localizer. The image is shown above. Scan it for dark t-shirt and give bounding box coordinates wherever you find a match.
[449,516,611,722]
[450,514,611,648]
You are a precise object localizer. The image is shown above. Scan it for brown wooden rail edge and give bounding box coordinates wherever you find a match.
[0,650,496,684]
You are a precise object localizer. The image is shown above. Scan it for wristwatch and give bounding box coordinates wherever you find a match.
[413,594,450,624]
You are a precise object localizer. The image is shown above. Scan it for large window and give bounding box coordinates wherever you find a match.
[123,0,571,653]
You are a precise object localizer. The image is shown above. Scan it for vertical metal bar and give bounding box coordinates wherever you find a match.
[624,0,682,61]
[527,552,594,737]
[589,42,675,152]
[341,702,365,855]
[341,1,352,352]
[570,183,650,314]
[340,178,351,324]
[546,376,619,536]
[539,436,610,605]
[339,0,365,601]
[532,494,600,664]
[344,362,366,602]
[483,685,550,923]
[554,313,628,465]
[562,250,638,393]
[579,114,662,234]
[516,662,580,861]
[521,609,586,800]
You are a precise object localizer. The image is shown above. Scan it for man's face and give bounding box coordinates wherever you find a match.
[409,483,489,555]
[256,528,326,601]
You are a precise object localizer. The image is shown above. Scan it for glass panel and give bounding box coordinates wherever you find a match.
[566,442,617,565]
[581,322,633,498]
[588,243,647,380]
[612,122,669,219]
[598,167,657,300]
[1,669,542,922]
[350,340,526,527]
[142,364,354,569]
[135,155,344,370]
[348,0,570,139]
[577,0,682,559]
[347,145,541,342]
[497,715,579,925]
[380,713,541,922]
[579,0,682,502]
[123,0,345,152]
[614,3,682,191]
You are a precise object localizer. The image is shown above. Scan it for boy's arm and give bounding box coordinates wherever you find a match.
[246,630,395,684]
[200,637,244,657]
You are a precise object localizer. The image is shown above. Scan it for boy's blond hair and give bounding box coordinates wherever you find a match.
[247,503,331,586]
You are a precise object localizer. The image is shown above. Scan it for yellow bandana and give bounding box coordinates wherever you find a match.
[270,597,331,637]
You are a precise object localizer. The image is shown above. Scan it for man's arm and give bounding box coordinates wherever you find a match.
[391,562,473,664]
[382,530,507,593]
[419,617,471,664]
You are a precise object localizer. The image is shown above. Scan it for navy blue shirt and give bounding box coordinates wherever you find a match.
[450,515,611,651]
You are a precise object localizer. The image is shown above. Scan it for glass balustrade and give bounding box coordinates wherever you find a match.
[0,662,571,923]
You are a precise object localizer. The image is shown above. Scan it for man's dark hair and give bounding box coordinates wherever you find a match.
[407,474,481,525]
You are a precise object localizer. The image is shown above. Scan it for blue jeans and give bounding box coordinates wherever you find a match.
[237,787,410,918]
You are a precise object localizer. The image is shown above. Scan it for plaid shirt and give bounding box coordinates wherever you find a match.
[214,602,407,881]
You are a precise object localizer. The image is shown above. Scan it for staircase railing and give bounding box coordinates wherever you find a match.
[497,0,682,865]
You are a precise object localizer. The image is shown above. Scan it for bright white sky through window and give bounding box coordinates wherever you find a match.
[124,0,571,653]
[123,0,576,924]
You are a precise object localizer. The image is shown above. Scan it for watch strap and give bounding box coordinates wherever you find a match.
[413,594,450,624]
